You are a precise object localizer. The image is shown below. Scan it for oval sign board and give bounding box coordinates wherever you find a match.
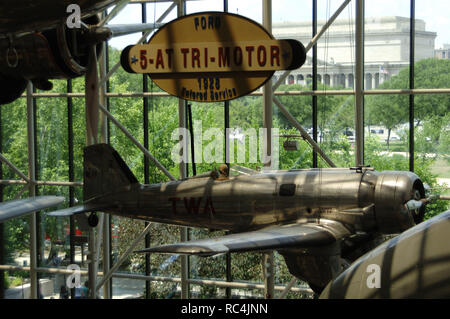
[121,12,306,102]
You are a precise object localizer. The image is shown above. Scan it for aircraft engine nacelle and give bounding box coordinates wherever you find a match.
[369,171,426,234]
[0,15,103,105]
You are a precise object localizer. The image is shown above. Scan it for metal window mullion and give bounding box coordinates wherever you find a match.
[26,82,38,299]
[223,0,232,300]
[224,0,230,167]
[33,86,44,299]
[67,79,76,299]
[177,0,189,300]
[104,27,113,300]
[312,0,318,168]
[263,0,273,169]
[106,42,111,144]
[0,263,313,294]
[262,0,275,300]
[0,100,3,299]
[354,0,364,166]
[97,10,112,298]
[409,0,415,172]
[141,1,152,300]
[19,87,450,98]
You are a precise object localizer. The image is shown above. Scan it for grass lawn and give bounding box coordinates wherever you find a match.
[431,158,450,178]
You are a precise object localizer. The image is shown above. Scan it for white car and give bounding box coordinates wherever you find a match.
[385,135,401,142]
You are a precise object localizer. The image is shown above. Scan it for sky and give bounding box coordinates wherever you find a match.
[107,0,450,50]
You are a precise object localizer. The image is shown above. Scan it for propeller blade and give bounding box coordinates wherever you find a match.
[85,44,99,145]
[108,23,164,38]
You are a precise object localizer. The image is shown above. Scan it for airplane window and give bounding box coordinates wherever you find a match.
[279,184,296,196]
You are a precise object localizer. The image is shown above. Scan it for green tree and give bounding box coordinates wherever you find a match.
[1,47,447,298]
[366,58,450,148]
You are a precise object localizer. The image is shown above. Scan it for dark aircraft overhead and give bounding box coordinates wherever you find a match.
[0,0,120,105]
[0,0,118,34]
[0,0,162,107]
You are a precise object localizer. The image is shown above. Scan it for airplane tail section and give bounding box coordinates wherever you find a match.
[84,143,139,201]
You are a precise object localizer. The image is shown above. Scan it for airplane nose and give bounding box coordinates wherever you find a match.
[409,183,427,225]
[373,171,425,234]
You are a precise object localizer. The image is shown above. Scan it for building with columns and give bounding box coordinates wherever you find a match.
[272,16,437,89]
[435,44,450,59]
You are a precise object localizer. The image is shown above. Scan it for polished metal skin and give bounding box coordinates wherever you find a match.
[0,196,64,223]
[320,210,450,298]
[50,144,429,293]
[78,145,425,233]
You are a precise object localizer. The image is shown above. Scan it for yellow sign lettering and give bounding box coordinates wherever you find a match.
[121,12,306,102]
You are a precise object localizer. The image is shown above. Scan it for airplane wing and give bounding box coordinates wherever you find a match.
[47,203,113,217]
[0,196,64,223]
[137,222,350,256]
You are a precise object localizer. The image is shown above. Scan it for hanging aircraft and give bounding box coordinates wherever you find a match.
[319,210,450,298]
[2,3,447,296]
[0,196,64,223]
[0,0,161,105]
[46,143,444,294]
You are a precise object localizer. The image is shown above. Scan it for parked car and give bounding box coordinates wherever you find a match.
[385,135,401,142]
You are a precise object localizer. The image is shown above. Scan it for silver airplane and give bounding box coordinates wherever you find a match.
[320,210,450,298]
[0,196,64,223]
[48,143,433,293]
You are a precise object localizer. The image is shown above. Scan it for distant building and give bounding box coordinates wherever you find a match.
[273,16,437,89]
[435,44,450,59]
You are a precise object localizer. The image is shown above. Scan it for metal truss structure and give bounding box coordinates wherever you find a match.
[0,0,447,299]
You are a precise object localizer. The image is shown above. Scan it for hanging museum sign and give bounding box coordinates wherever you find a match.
[121,12,306,102]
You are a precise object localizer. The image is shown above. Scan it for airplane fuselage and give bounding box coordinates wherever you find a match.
[49,143,429,294]
[95,168,424,235]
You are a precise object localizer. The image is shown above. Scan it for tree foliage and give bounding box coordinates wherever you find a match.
[366,58,450,136]
[0,49,448,298]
